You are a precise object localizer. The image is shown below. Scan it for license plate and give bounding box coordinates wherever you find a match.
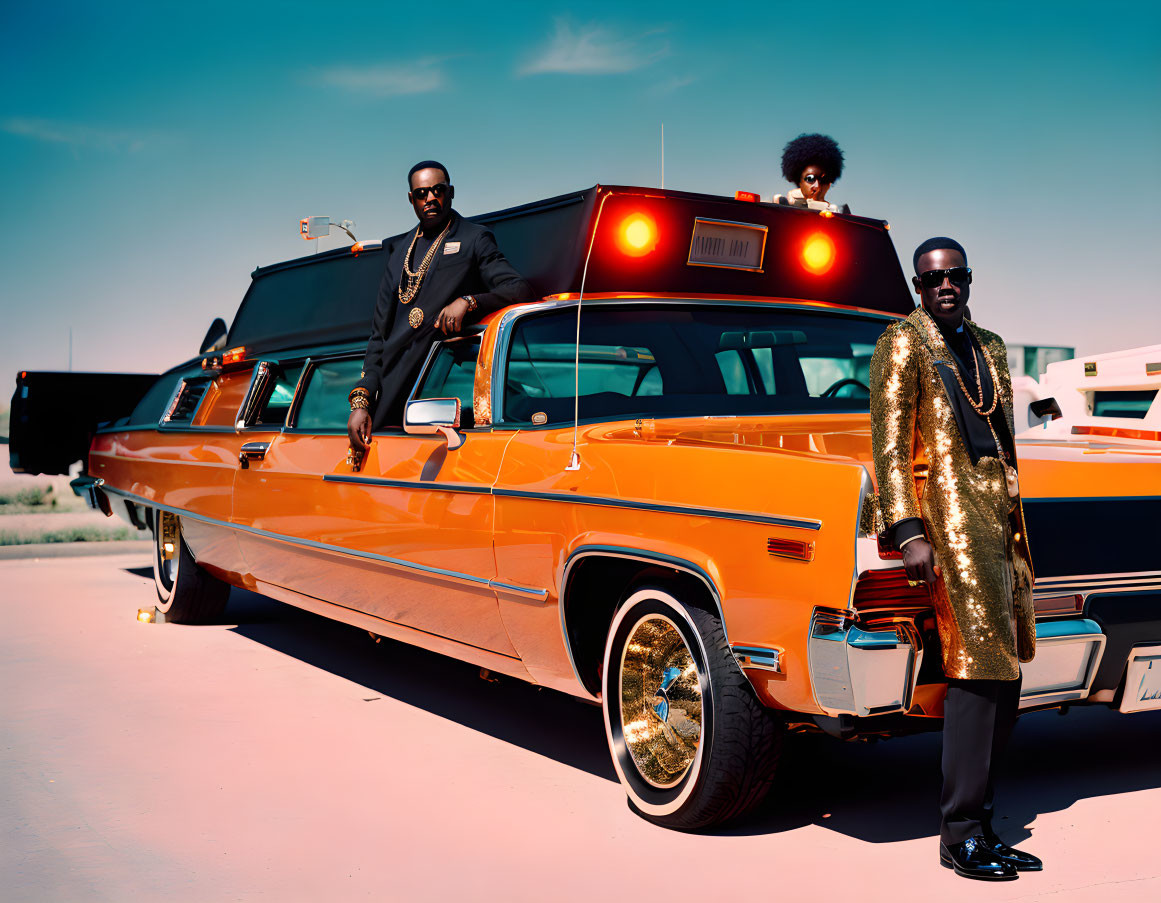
[1120,645,1161,713]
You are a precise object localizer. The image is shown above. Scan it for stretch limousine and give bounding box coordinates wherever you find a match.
[11,186,1161,829]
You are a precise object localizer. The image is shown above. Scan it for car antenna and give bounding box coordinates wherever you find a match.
[565,192,612,472]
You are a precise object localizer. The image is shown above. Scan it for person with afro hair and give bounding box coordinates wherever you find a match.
[774,133,845,211]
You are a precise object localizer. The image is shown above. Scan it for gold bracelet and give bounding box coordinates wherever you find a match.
[349,387,371,411]
[463,294,478,313]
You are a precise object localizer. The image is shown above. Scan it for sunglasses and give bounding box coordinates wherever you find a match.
[411,182,449,201]
[918,266,972,289]
[802,173,830,185]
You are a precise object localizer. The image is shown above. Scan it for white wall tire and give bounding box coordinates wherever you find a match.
[602,587,782,830]
[151,510,229,624]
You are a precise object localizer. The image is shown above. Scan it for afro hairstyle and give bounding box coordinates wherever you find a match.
[780,133,844,184]
[912,237,968,273]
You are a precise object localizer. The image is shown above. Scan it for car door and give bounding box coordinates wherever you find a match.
[231,337,518,655]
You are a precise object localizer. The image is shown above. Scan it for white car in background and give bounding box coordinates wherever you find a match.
[1014,344,1161,443]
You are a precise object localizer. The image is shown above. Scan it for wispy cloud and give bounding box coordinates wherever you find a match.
[316,58,445,96]
[649,74,697,95]
[1,117,153,152]
[521,19,669,76]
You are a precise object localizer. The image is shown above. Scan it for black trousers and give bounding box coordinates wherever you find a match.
[940,674,1022,845]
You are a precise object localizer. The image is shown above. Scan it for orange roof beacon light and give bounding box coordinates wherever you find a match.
[734,190,761,203]
[801,231,837,275]
[616,213,659,257]
[221,346,248,366]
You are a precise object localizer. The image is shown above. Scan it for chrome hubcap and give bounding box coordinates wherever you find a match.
[619,615,703,788]
[156,512,177,590]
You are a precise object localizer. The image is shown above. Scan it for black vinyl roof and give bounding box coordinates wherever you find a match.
[227,185,911,355]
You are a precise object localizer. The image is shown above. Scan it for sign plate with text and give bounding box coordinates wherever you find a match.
[687,217,768,272]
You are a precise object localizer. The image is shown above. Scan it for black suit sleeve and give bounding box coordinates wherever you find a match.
[467,228,534,317]
[892,517,926,551]
[353,246,400,400]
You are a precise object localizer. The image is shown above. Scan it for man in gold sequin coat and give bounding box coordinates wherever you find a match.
[869,237,1041,881]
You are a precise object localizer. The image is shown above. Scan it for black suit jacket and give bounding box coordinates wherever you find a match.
[354,211,533,428]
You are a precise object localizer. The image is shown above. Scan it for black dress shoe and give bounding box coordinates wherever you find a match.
[982,829,1043,871]
[940,835,1019,880]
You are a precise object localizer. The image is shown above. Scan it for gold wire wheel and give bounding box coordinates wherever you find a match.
[619,615,703,788]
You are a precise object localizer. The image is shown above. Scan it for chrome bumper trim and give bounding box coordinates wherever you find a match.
[733,644,783,674]
[807,609,922,717]
[1019,618,1106,709]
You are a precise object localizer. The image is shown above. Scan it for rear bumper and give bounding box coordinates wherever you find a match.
[806,611,1128,716]
[807,609,923,717]
[1018,618,1105,708]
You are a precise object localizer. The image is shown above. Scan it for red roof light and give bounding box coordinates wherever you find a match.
[615,213,659,257]
[801,232,836,275]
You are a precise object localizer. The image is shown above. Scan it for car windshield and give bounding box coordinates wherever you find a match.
[502,303,892,425]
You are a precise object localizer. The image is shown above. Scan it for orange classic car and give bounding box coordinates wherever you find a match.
[11,186,1161,829]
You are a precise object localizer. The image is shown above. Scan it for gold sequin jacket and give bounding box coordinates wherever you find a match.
[869,308,1036,680]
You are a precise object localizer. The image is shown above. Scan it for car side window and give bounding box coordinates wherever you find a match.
[294,358,364,431]
[412,338,481,415]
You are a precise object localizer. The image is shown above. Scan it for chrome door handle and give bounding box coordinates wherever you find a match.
[239,441,270,469]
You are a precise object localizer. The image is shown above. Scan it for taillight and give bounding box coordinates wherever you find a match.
[852,568,932,610]
[1033,594,1083,616]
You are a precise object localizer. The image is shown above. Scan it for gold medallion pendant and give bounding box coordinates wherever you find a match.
[408,307,424,329]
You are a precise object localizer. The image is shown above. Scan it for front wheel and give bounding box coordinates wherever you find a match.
[601,587,782,830]
[152,510,230,624]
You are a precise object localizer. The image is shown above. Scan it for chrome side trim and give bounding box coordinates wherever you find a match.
[1035,570,1161,590]
[494,488,821,531]
[100,486,548,601]
[1033,571,1161,604]
[732,645,783,673]
[235,360,272,430]
[284,357,314,429]
[559,546,729,698]
[1019,618,1106,709]
[807,608,922,717]
[322,475,491,494]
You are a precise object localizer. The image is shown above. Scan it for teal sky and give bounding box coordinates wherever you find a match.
[2,0,1159,388]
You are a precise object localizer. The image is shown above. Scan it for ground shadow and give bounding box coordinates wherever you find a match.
[223,587,616,782]
[217,587,1160,840]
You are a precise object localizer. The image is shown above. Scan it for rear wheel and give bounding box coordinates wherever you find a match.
[152,510,229,624]
[602,586,782,830]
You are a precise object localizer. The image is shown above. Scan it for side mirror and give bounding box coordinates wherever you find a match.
[404,397,464,450]
[1029,397,1062,421]
[200,318,228,355]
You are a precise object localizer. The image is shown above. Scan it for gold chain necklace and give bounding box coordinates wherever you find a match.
[920,311,999,415]
[398,220,451,304]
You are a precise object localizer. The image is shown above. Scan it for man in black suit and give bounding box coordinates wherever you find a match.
[347,161,533,447]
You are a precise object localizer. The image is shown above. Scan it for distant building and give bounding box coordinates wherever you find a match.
[1007,344,1075,380]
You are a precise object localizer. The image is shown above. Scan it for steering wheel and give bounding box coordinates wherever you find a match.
[820,377,870,398]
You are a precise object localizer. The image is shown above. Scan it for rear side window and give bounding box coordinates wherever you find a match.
[294,359,363,431]
[1091,390,1156,419]
[161,377,212,426]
